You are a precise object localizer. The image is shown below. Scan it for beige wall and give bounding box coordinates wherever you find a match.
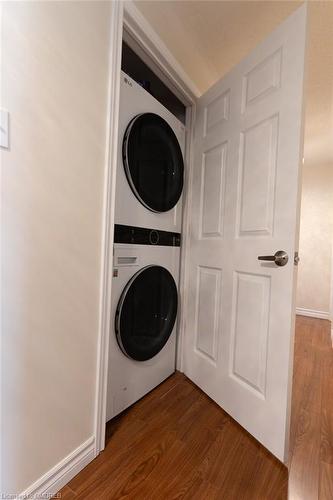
[296,163,333,313]
[1,1,111,493]
[134,0,301,94]
[296,2,333,315]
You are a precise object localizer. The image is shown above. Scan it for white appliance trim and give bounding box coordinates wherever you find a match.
[17,437,95,499]
[296,307,330,320]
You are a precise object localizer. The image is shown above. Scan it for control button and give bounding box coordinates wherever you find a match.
[149,230,159,245]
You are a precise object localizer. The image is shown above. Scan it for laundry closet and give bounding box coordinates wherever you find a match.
[106,40,186,421]
[103,3,307,465]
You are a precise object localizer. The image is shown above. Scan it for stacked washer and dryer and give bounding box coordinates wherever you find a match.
[106,71,185,421]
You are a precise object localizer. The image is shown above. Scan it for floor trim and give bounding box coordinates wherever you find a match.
[17,436,95,499]
[296,307,330,320]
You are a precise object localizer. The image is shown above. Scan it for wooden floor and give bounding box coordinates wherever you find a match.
[289,316,333,500]
[58,316,332,499]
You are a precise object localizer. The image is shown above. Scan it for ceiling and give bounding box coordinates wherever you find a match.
[134,1,333,166]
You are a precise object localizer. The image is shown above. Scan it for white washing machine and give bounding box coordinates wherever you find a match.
[106,225,180,421]
[115,71,186,232]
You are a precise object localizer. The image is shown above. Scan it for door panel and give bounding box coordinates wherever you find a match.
[242,48,282,110]
[195,266,222,363]
[201,143,227,238]
[231,271,270,396]
[184,5,307,462]
[204,90,230,134]
[238,115,278,236]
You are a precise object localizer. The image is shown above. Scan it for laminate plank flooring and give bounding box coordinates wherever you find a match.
[56,316,332,499]
[289,316,333,500]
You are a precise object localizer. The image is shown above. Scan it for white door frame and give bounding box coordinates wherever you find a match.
[330,239,333,345]
[94,0,199,455]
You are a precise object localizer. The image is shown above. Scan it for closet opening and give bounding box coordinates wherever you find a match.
[103,27,193,447]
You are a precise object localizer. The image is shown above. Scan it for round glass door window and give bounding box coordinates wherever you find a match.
[122,113,184,213]
[115,265,178,361]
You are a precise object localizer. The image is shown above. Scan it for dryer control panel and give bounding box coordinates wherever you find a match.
[114,224,181,247]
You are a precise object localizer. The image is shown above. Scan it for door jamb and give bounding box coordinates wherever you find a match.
[94,0,199,455]
[93,0,123,457]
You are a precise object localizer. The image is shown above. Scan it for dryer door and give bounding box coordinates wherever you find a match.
[122,113,184,213]
[116,265,178,361]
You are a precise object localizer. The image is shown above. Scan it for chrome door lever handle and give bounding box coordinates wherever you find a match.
[258,250,289,267]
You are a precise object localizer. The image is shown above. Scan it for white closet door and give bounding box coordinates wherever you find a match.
[184,5,307,462]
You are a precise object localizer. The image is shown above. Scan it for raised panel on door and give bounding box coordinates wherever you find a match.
[184,78,232,388]
[237,115,278,237]
[204,90,230,135]
[242,48,282,111]
[195,266,222,363]
[200,142,227,238]
[230,271,271,397]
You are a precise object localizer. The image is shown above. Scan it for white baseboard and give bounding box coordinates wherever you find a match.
[296,307,330,320]
[17,436,95,499]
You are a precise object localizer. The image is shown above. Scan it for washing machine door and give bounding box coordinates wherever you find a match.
[122,113,184,213]
[115,265,178,361]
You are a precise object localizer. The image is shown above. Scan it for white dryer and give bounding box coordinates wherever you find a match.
[115,71,186,232]
[106,225,180,421]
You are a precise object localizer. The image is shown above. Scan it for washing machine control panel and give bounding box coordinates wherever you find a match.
[114,224,180,247]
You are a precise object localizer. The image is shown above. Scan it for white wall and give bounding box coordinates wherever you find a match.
[1,1,111,493]
[296,162,333,314]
